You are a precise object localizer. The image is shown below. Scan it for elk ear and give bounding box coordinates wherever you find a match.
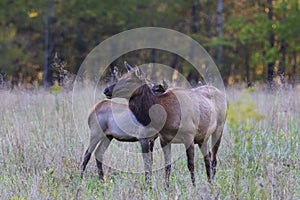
[134,66,144,79]
[113,66,119,79]
[124,61,133,71]
[162,80,169,90]
[113,66,118,74]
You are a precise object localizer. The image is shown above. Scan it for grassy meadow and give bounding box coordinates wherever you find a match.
[0,86,299,199]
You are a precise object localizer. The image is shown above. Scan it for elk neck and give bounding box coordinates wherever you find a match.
[129,84,157,126]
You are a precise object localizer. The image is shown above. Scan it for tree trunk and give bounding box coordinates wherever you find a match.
[151,49,156,63]
[190,1,199,33]
[244,45,251,87]
[292,51,297,87]
[278,40,286,85]
[267,0,275,89]
[170,55,182,86]
[43,1,54,87]
[217,0,223,70]
[188,1,200,85]
[278,3,287,86]
[150,49,156,80]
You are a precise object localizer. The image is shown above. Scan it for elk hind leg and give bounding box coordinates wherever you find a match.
[95,137,111,182]
[80,149,91,178]
[80,131,101,178]
[185,143,195,186]
[199,141,213,183]
[211,126,223,178]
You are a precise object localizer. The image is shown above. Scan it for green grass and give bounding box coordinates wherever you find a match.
[0,87,299,199]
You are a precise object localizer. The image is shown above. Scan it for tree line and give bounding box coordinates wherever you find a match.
[0,0,299,89]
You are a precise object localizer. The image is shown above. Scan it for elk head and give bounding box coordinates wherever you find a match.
[104,61,145,99]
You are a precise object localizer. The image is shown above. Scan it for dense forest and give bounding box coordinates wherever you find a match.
[0,0,299,89]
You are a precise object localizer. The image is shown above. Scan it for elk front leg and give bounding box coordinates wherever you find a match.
[186,144,195,186]
[140,138,153,183]
[160,138,171,189]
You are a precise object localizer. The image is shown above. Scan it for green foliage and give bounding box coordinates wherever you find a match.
[227,88,265,131]
[9,197,25,200]
[204,37,235,48]
[0,0,300,86]
[50,81,62,94]
[224,0,300,83]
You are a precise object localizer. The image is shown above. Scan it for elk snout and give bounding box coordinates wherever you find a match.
[104,83,115,99]
[103,87,109,95]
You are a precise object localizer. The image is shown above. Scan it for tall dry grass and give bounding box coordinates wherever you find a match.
[0,86,299,199]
